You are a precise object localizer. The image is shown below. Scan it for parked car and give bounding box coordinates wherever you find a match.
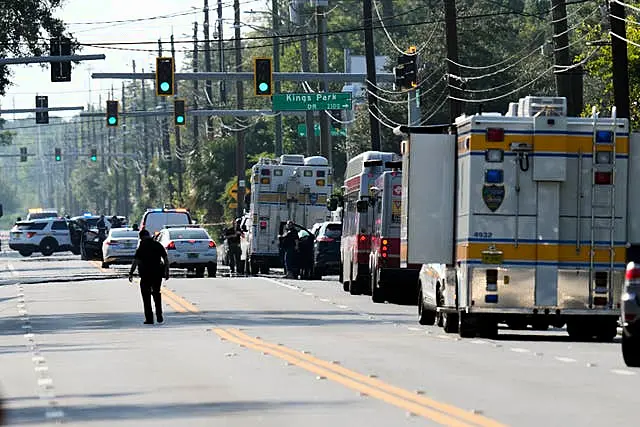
[622,262,640,367]
[311,221,342,278]
[140,208,193,236]
[68,215,127,260]
[157,225,217,278]
[9,218,75,257]
[101,228,139,268]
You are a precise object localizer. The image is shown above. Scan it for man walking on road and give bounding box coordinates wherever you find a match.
[128,229,169,325]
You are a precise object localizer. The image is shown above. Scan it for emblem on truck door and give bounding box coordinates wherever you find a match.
[482,184,505,212]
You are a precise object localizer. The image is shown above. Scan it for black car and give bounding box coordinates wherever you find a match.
[69,215,128,261]
[312,221,342,278]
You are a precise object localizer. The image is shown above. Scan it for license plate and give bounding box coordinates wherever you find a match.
[481,252,503,265]
[188,253,199,259]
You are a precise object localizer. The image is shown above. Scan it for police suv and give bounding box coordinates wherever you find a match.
[9,217,74,257]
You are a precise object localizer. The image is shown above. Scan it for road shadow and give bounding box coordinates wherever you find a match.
[5,399,351,425]
[494,331,622,344]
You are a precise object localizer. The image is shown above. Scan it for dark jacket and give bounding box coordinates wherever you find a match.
[225,227,241,246]
[133,238,168,279]
[280,228,299,251]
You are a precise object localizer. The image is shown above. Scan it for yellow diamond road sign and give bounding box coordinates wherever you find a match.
[228,183,250,201]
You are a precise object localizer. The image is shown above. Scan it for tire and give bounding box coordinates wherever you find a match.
[19,249,33,257]
[443,313,458,333]
[622,333,640,367]
[349,277,363,295]
[371,268,385,304]
[39,238,58,257]
[458,312,477,338]
[417,290,436,325]
[250,260,259,276]
[260,264,269,274]
[71,247,81,256]
[207,263,217,278]
[101,262,110,269]
[595,319,618,343]
[567,320,592,341]
[195,266,205,278]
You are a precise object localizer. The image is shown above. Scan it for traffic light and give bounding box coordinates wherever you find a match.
[20,147,27,162]
[395,49,418,89]
[174,99,186,126]
[156,57,175,96]
[55,148,61,162]
[90,148,97,162]
[106,100,119,127]
[35,96,49,124]
[253,57,272,96]
[50,37,72,82]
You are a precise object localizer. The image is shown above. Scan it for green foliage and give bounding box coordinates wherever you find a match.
[0,118,14,146]
[0,0,73,95]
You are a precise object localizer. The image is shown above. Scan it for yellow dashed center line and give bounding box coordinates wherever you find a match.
[214,328,507,427]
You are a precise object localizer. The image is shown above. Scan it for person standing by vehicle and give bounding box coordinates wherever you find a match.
[110,215,122,229]
[128,229,169,325]
[225,221,242,274]
[96,215,107,239]
[280,221,299,279]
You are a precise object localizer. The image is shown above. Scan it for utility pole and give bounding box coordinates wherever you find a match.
[317,3,332,163]
[273,0,283,156]
[234,0,246,217]
[550,0,578,115]
[122,82,129,218]
[294,1,315,155]
[610,0,630,121]
[444,0,462,123]
[193,22,201,155]
[204,0,214,135]
[92,102,102,212]
[363,0,381,151]
[111,85,120,215]
[159,39,174,200]
[141,69,150,164]
[171,34,184,201]
[132,60,142,200]
[217,0,227,104]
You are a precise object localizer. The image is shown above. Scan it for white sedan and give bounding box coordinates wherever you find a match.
[157,226,217,278]
[101,228,139,268]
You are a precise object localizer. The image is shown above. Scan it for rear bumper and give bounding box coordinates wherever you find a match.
[379,267,419,287]
[168,253,217,267]
[9,243,37,251]
[103,255,135,264]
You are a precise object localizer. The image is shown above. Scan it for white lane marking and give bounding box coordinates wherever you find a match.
[337,305,349,309]
[37,378,53,386]
[555,356,577,363]
[510,347,530,353]
[471,339,488,345]
[407,327,422,331]
[435,334,454,340]
[611,369,636,376]
[303,292,314,296]
[8,263,17,277]
[319,298,330,302]
[259,277,300,291]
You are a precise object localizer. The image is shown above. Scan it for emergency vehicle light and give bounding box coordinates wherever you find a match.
[485,294,499,303]
[485,149,504,163]
[260,177,271,184]
[626,263,640,281]
[317,170,326,177]
[175,208,188,212]
[594,172,612,185]
[595,151,612,164]
[595,130,613,143]
[382,239,388,245]
[261,169,270,176]
[259,220,267,229]
[486,128,504,142]
[316,179,326,186]
[304,170,313,177]
[485,169,504,184]
[274,169,283,176]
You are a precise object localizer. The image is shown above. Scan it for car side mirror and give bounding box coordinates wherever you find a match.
[356,200,369,213]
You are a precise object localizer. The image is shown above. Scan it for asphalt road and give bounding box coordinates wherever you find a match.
[0,250,637,426]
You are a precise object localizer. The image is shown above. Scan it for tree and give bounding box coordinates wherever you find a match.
[0,0,72,95]
[0,118,14,146]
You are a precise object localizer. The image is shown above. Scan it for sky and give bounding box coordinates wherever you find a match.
[0,0,270,120]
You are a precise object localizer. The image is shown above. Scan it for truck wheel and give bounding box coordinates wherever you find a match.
[101,262,110,269]
[250,260,259,276]
[479,319,498,339]
[595,319,618,342]
[622,333,640,367]
[195,266,205,278]
[371,268,385,304]
[40,238,58,256]
[443,313,458,333]
[207,263,217,278]
[19,249,33,257]
[417,290,436,325]
[567,320,592,341]
[260,264,269,274]
[458,312,477,338]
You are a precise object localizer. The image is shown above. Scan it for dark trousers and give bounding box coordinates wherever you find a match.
[229,244,242,273]
[140,275,163,322]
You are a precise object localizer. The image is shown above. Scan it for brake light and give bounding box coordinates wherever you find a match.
[259,220,267,229]
[381,239,388,258]
[317,236,334,242]
[261,177,271,184]
[487,128,504,142]
[357,234,370,251]
[26,232,36,239]
[360,235,367,242]
[106,240,120,246]
[625,313,637,322]
[166,241,176,250]
[625,264,640,281]
[261,169,271,176]
[594,172,612,185]
[209,240,216,248]
[188,240,196,243]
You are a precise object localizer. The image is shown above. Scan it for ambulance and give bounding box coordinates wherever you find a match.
[245,154,333,275]
[368,164,422,304]
[337,151,400,295]
[401,96,640,340]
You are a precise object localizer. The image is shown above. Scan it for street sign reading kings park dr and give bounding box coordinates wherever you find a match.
[272,92,352,111]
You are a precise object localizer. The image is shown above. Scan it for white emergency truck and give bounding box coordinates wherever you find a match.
[245,154,333,275]
[401,96,640,340]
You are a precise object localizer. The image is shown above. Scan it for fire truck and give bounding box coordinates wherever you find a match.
[368,164,421,303]
[244,154,333,275]
[336,151,400,295]
[400,96,640,340]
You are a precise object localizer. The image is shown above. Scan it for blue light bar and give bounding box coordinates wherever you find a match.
[485,294,499,304]
[485,169,504,184]
[151,208,163,212]
[596,130,613,143]
[83,212,92,217]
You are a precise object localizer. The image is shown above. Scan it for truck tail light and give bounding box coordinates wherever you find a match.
[486,128,504,142]
[259,220,267,229]
[594,172,612,185]
[625,263,640,281]
[357,234,370,251]
[209,240,216,248]
[166,241,176,250]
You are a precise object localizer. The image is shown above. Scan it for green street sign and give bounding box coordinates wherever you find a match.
[273,92,352,111]
[297,123,347,137]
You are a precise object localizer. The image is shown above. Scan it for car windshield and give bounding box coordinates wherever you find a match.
[110,230,139,239]
[169,229,209,240]
[144,212,191,234]
[324,224,342,239]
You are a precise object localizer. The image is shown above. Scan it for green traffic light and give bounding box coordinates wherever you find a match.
[91,156,97,162]
[176,116,184,124]
[108,117,117,125]
[55,156,61,161]
[160,82,170,92]
[259,82,269,93]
